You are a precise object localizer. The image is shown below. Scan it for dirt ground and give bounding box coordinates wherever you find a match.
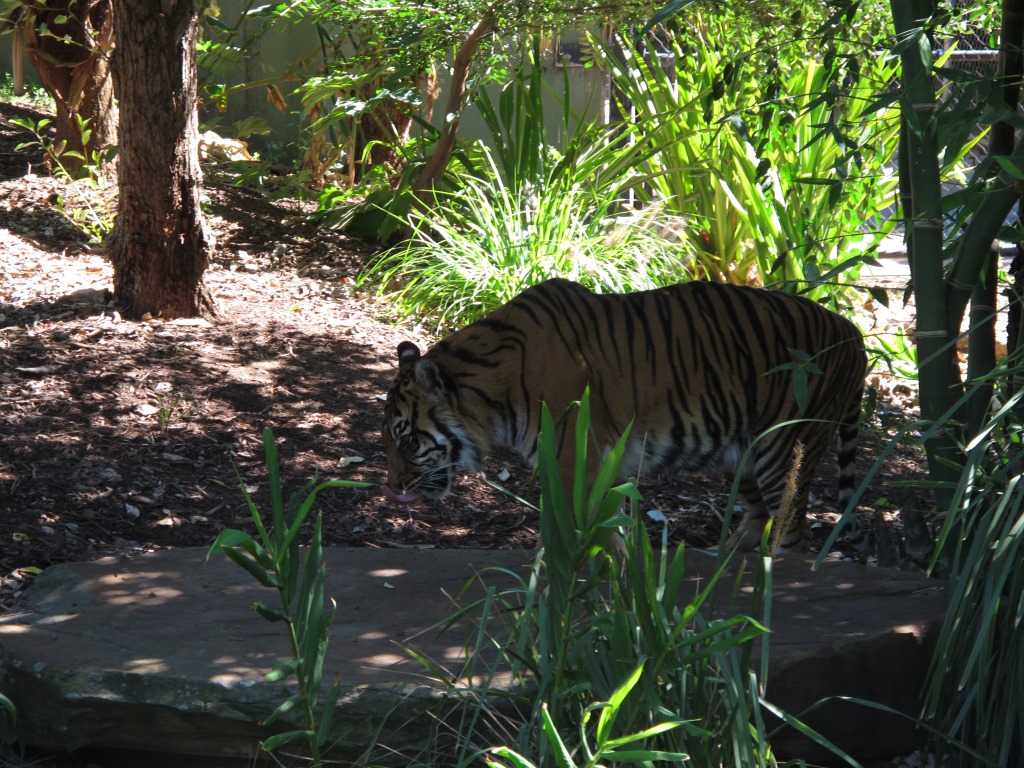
[0,99,932,612]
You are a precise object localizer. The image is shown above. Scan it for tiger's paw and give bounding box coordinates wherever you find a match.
[724,523,810,554]
[723,526,764,552]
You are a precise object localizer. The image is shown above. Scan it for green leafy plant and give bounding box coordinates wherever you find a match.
[522,394,770,766]
[315,129,461,243]
[360,149,689,331]
[588,20,902,304]
[404,390,865,767]
[53,191,115,245]
[487,668,688,768]
[867,323,918,382]
[11,112,116,244]
[921,359,1024,766]
[207,428,373,767]
[12,112,112,180]
[358,41,694,330]
[156,391,182,433]
[0,73,55,111]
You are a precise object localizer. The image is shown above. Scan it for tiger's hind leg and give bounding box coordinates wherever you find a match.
[724,475,772,550]
[725,436,816,552]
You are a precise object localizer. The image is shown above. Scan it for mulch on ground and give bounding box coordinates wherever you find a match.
[0,99,930,612]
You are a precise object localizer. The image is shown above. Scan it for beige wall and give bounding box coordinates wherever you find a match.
[0,7,608,160]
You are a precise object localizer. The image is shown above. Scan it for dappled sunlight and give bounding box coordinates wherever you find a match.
[0,190,542,572]
[124,657,171,674]
[367,568,409,579]
[98,572,187,603]
[355,651,408,668]
[0,229,423,568]
[0,548,529,690]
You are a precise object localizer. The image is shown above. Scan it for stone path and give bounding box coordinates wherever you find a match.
[0,548,946,764]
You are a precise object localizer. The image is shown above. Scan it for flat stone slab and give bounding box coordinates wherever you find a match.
[0,548,946,763]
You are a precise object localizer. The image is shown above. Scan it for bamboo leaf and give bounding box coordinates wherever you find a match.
[266,657,300,682]
[596,662,646,746]
[221,546,279,589]
[603,748,691,762]
[486,747,535,768]
[261,729,313,751]
[261,694,303,727]
[316,681,343,747]
[252,602,290,623]
[206,528,253,560]
[992,154,1024,181]
[540,704,575,768]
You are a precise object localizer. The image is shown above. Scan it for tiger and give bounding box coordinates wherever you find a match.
[381,278,867,551]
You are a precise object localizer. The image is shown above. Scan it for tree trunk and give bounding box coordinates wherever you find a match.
[412,9,498,211]
[16,0,117,177]
[108,0,216,320]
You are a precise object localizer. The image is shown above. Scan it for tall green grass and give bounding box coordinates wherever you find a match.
[403,390,865,767]
[207,429,374,766]
[588,21,902,301]
[921,356,1024,766]
[358,40,697,330]
[360,149,690,330]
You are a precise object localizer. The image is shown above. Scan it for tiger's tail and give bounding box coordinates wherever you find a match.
[836,396,864,546]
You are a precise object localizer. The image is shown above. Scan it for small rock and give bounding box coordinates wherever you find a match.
[96,468,122,483]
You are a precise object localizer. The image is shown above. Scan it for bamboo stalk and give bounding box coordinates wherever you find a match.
[953,0,1024,425]
[889,0,964,540]
[967,255,998,437]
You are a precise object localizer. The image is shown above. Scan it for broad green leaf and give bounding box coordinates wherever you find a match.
[221,546,279,589]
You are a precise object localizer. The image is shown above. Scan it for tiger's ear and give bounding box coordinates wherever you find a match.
[415,359,449,399]
[397,341,421,371]
[397,341,449,398]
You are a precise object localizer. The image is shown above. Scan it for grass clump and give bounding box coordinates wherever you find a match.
[207,428,373,767]
[358,38,695,331]
[921,360,1024,766]
[403,390,861,767]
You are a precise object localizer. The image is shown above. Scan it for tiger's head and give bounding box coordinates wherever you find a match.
[381,341,480,503]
